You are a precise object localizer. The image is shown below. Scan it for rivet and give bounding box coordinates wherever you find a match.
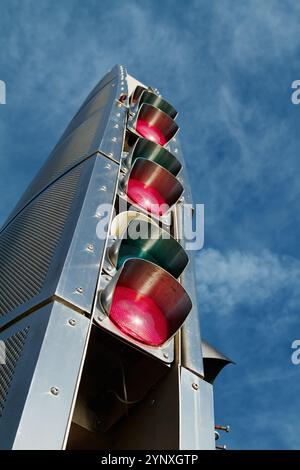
[163,352,169,359]
[100,185,107,191]
[106,265,112,272]
[112,137,117,142]
[192,383,199,391]
[105,163,111,169]
[114,124,119,129]
[108,152,114,158]
[87,244,94,251]
[50,387,59,396]
[116,112,121,117]
[68,319,76,326]
[76,287,84,294]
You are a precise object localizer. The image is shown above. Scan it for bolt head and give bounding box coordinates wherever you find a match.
[68,319,76,326]
[50,387,59,396]
[192,383,199,391]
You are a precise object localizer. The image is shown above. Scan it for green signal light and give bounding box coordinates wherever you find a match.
[138,90,178,119]
[128,138,182,176]
[108,219,188,279]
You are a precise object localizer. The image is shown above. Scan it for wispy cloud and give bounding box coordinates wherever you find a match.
[196,248,300,320]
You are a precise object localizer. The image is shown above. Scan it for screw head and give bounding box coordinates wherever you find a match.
[105,163,111,169]
[87,244,94,252]
[68,319,76,326]
[100,185,107,191]
[163,352,169,359]
[106,265,112,272]
[76,287,84,294]
[192,383,199,391]
[50,387,59,396]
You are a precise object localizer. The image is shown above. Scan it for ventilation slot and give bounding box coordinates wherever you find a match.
[0,167,81,317]
[0,326,30,417]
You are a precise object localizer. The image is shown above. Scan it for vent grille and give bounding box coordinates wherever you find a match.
[0,327,30,417]
[61,81,115,141]
[2,111,102,230]
[0,167,81,317]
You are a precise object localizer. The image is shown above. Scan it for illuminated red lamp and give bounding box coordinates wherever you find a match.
[133,104,179,146]
[99,259,192,346]
[123,158,183,216]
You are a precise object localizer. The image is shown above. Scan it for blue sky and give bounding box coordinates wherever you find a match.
[1,0,300,449]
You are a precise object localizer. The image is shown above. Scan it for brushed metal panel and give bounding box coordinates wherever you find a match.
[167,137,193,206]
[56,154,119,312]
[0,301,89,450]
[79,65,121,111]
[0,154,119,329]
[1,66,127,232]
[180,251,204,378]
[179,367,215,450]
[0,165,82,321]
[60,79,118,142]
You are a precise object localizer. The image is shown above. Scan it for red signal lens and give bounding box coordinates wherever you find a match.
[110,286,168,346]
[136,119,167,146]
[127,178,167,216]
[125,159,183,216]
[133,104,179,146]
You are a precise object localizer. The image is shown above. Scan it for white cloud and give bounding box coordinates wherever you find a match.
[196,248,300,317]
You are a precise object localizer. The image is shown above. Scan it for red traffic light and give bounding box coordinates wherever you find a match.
[133,104,179,146]
[99,259,192,347]
[123,158,183,216]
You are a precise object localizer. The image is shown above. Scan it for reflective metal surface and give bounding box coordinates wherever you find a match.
[1,65,127,232]
[107,219,188,278]
[0,301,89,449]
[126,137,182,176]
[99,258,192,336]
[131,103,179,145]
[138,90,178,119]
[202,340,233,384]
[55,154,119,313]
[179,367,215,450]
[123,158,183,214]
